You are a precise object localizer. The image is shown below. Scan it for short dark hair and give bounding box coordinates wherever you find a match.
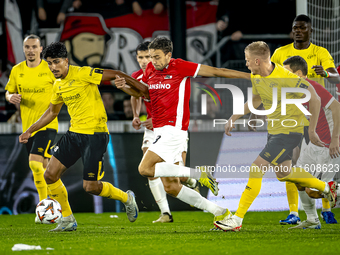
[283,56,308,76]
[24,34,42,46]
[148,37,173,55]
[43,42,68,59]
[293,14,312,25]
[136,41,150,54]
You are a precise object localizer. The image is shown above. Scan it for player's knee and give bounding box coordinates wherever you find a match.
[138,163,149,177]
[83,182,101,195]
[44,169,57,184]
[29,160,44,174]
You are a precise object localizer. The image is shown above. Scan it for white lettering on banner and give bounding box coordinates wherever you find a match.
[149,84,171,89]
[103,28,142,74]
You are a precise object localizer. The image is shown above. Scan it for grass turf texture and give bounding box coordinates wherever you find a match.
[1,209,340,255]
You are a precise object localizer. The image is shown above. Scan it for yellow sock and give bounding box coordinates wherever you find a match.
[322,198,331,211]
[48,179,72,217]
[235,164,264,218]
[277,167,326,192]
[29,161,47,201]
[43,168,52,197]
[286,181,299,214]
[99,182,128,203]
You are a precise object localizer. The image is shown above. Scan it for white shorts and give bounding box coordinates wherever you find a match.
[142,129,154,149]
[148,125,188,164]
[296,142,340,182]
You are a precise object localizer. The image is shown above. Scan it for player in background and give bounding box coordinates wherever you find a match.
[19,42,145,232]
[130,42,199,223]
[282,56,340,229]
[271,14,340,225]
[5,35,58,224]
[214,41,337,232]
[115,37,254,228]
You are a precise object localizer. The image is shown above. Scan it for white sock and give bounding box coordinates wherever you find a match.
[176,185,224,216]
[323,183,330,193]
[154,162,201,179]
[148,178,170,215]
[322,208,331,212]
[185,178,197,189]
[290,211,299,217]
[298,190,318,222]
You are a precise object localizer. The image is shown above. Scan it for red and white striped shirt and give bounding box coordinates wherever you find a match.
[142,59,200,130]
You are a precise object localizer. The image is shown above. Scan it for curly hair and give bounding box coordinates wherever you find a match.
[42,42,68,59]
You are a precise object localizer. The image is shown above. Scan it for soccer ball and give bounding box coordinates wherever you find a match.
[35,198,62,224]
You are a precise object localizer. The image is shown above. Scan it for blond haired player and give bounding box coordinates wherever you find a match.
[271,14,340,224]
[214,41,337,232]
[5,35,58,223]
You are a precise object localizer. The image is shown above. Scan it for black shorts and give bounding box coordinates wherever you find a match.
[259,133,303,165]
[25,128,57,158]
[52,131,109,181]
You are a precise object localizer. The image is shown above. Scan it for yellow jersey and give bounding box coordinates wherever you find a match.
[50,65,108,135]
[5,60,58,136]
[271,42,335,87]
[251,63,310,135]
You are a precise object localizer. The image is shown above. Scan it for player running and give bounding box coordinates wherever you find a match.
[19,42,144,231]
[115,37,251,227]
[214,41,337,232]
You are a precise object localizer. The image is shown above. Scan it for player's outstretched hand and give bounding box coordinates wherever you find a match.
[309,130,325,147]
[225,119,235,136]
[329,138,340,159]
[132,117,142,130]
[8,94,22,104]
[142,118,153,130]
[19,131,31,144]
[311,65,325,76]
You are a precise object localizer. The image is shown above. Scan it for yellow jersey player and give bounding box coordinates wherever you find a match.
[5,35,58,223]
[271,15,340,225]
[214,41,337,232]
[18,42,145,232]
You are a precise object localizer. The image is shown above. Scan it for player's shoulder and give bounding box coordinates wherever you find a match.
[11,61,26,72]
[310,43,329,53]
[131,69,143,79]
[306,78,327,92]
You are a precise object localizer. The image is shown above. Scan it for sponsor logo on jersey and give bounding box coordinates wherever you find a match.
[68,80,75,86]
[38,148,44,153]
[164,75,172,79]
[88,173,95,178]
[22,88,46,93]
[19,73,24,78]
[149,83,171,89]
[63,93,81,101]
[307,54,316,59]
[38,72,48,77]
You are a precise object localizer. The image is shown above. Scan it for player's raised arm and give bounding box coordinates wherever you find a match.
[197,64,251,80]
[19,103,63,143]
[101,69,149,98]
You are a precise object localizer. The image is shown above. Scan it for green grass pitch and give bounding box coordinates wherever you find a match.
[1,209,340,255]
